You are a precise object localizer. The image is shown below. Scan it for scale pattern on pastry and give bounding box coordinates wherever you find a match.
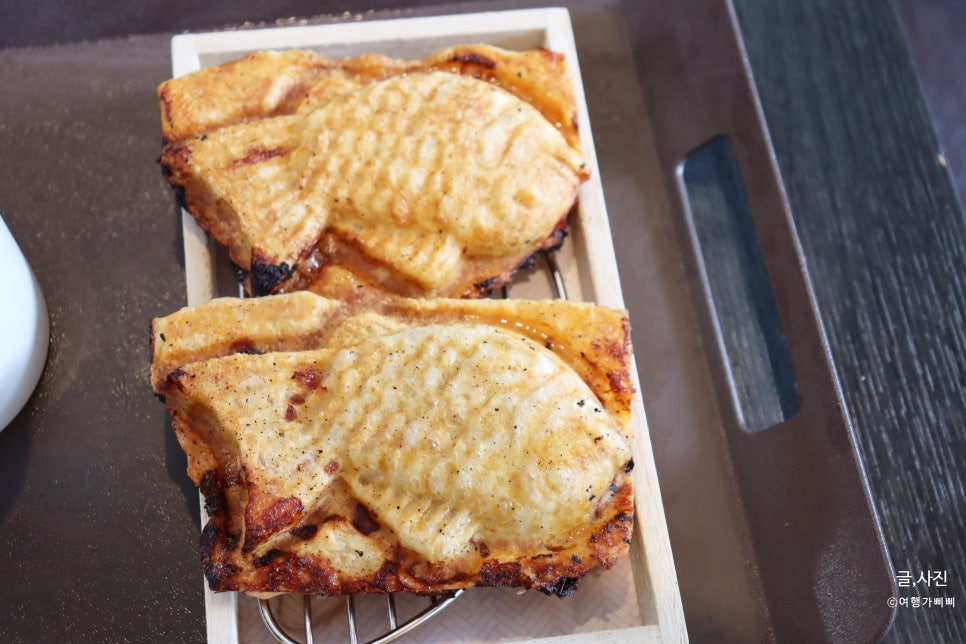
[159,45,589,298]
[151,292,635,597]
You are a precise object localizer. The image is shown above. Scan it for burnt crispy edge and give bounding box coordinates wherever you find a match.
[196,459,633,595]
[250,260,295,297]
[470,219,570,297]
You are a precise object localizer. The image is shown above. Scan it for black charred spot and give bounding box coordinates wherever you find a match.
[199,470,221,498]
[250,260,294,296]
[473,275,502,295]
[200,522,242,589]
[541,576,581,598]
[374,560,400,591]
[351,503,380,536]
[609,483,620,494]
[223,532,240,553]
[162,169,189,210]
[204,491,228,517]
[253,549,284,567]
[202,564,240,591]
[289,524,318,540]
[480,561,523,587]
[572,554,583,564]
[230,340,264,355]
[625,458,635,473]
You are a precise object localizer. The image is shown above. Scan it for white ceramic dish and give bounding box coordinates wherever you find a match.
[170,8,686,643]
[0,215,49,431]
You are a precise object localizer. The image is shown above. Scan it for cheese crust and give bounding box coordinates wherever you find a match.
[151,292,635,597]
[158,46,589,299]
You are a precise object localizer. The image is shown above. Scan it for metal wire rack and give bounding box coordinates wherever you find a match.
[258,590,464,644]
[256,252,567,643]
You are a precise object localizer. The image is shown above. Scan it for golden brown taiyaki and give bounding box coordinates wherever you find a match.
[158,45,588,298]
[151,292,635,596]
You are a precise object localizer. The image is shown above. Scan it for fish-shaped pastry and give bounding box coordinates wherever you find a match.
[151,292,635,596]
[159,45,589,298]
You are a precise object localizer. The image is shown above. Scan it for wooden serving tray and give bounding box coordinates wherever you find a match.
[172,8,686,643]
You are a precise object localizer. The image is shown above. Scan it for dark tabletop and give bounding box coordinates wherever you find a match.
[0,1,963,642]
[731,2,965,642]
